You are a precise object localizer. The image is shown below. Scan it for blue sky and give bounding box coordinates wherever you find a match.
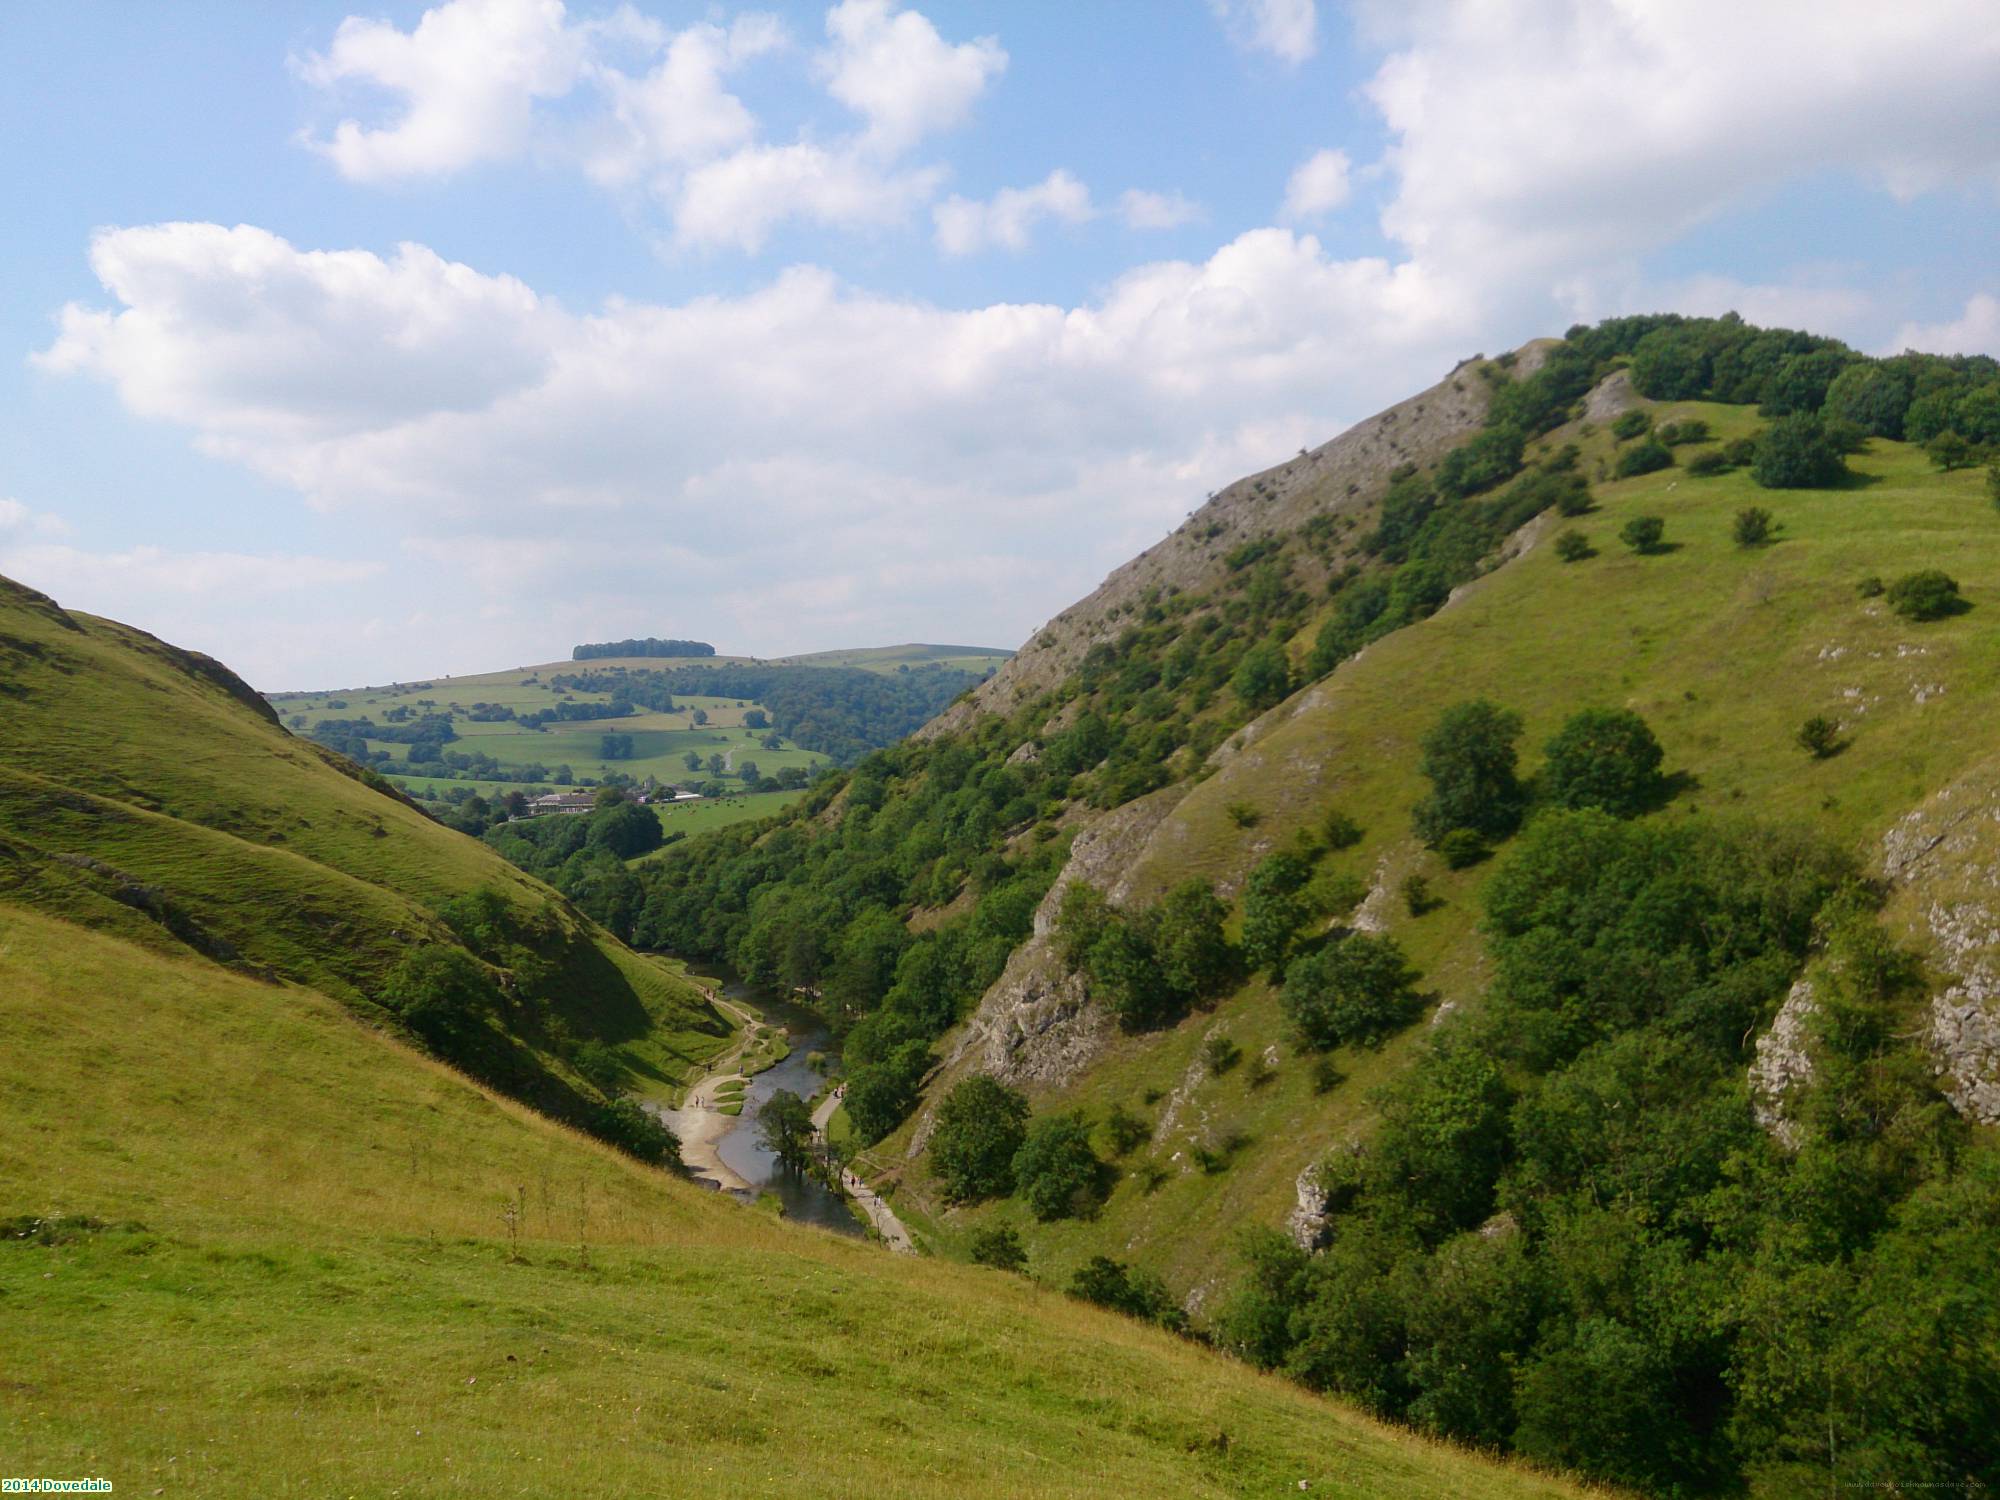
[2,0,1997,688]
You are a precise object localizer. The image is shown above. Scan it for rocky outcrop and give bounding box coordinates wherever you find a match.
[921,346,1528,739]
[1286,1161,1335,1250]
[1749,979,1818,1149]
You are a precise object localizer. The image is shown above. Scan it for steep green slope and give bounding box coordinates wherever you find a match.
[0,575,728,1134]
[901,399,2000,1288]
[587,316,2000,1494]
[0,902,1587,1500]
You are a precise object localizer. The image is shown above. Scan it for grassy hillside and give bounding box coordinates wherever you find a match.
[0,574,728,1127]
[892,401,2000,1287]
[0,901,1588,1499]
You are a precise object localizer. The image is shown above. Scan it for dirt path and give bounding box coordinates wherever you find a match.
[651,990,757,1193]
[812,1085,916,1255]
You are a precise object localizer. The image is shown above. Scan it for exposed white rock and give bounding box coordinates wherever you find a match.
[1749,978,1818,1150]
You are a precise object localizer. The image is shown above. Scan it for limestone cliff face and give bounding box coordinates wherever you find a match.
[1882,760,2000,1125]
[920,348,1538,740]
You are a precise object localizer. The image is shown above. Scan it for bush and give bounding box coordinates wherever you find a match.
[1413,700,1526,845]
[1322,809,1364,849]
[1610,409,1652,441]
[1231,641,1292,712]
[967,1224,1027,1272]
[1618,515,1666,553]
[1204,1035,1242,1076]
[1540,708,1666,818]
[1752,413,1847,489]
[844,1039,933,1144]
[1554,529,1593,562]
[1012,1113,1103,1221]
[1281,933,1424,1049]
[1797,716,1842,759]
[1614,439,1673,478]
[1886,569,1967,621]
[1656,419,1711,446]
[1103,1102,1151,1157]
[590,1097,679,1163]
[1722,436,1757,467]
[1069,1256,1184,1331]
[1241,851,1312,975]
[1401,874,1435,916]
[1926,430,1975,471]
[1225,801,1260,829]
[1554,480,1593,516]
[379,946,499,1052]
[1857,574,1885,598]
[1438,828,1488,869]
[929,1076,1030,1202]
[1684,450,1728,478]
[1732,506,1773,547]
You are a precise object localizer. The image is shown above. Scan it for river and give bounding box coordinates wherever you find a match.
[668,980,864,1238]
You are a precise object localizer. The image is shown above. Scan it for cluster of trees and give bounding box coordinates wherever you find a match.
[371,884,687,1166]
[927,1076,1109,1223]
[1216,808,1989,1495]
[571,638,715,660]
[1054,878,1235,1030]
[517,698,637,730]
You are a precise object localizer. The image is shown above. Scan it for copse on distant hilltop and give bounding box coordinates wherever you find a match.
[572,637,716,660]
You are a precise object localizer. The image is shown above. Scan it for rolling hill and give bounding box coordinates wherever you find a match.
[597,316,2000,1495]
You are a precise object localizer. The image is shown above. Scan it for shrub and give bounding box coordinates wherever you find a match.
[379,946,499,1052]
[1797,716,1842,759]
[1204,1036,1242,1076]
[1401,874,1435,916]
[1614,439,1673,478]
[1225,801,1260,829]
[1103,1102,1151,1157]
[1610,409,1652,441]
[1657,419,1711,446]
[1856,574,1885,598]
[1413,700,1526,845]
[1685,450,1728,477]
[1069,1256,1184,1331]
[1554,529,1593,562]
[1926,431,1974,471]
[1619,515,1666,553]
[1281,933,1424,1049]
[1822,416,1868,455]
[1732,506,1773,547]
[967,1224,1027,1272]
[844,1039,933,1144]
[590,1097,679,1163]
[1231,641,1292,712]
[1540,708,1666,818]
[1012,1113,1103,1221]
[1241,851,1312,975]
[1322,809,1364,849]
[1151,878,1236,1002]
[1438,828,1489,869]
[1722,436,1758,467]
[929,1076,1031,1202]
[1751,413,1847,489]
[1554,481,1593,517]
[574,1038,622,1094]
[1886,569,1967,621]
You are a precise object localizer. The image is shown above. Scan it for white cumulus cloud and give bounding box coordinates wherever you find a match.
[1118,189,1202,231]
[820,0,1006,154]
[934,170,1094,255]
[1281,148,1351,222]
[1210,0,1318,64]
[1890,293,2000,358]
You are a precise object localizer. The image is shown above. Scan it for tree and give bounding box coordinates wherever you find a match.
[1752,413,1847,489]
[1797,715,1842,759]
[1281,933,1424,1049]
[1610,409,1652,441]
[1540,708,1666,818]
[1554,529,1593,562]
[1927,430,1974,471]
[743,708,769,729]
[1823,361,1911,438]
[379,946,497,1052]
[690,707,708,726]
[1086,920,1174,1030]
[683,751,703,772]
[967,1224,1027,1272]
[1413,700,1525,845]
[1012,1112,1102,1221]
[1614,439,1672,478]
[1886,569,1966,621]
[1151,878,1236,1000]
[929,1076,1030,1202]
[1618,515,1666,553]
[1732,506,1773,546]
[1241,850,1312,975]
[587,800,663,858]
[757,1089,815,1171]
[844,1039,932,1144]
[1231,641,1292,712]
